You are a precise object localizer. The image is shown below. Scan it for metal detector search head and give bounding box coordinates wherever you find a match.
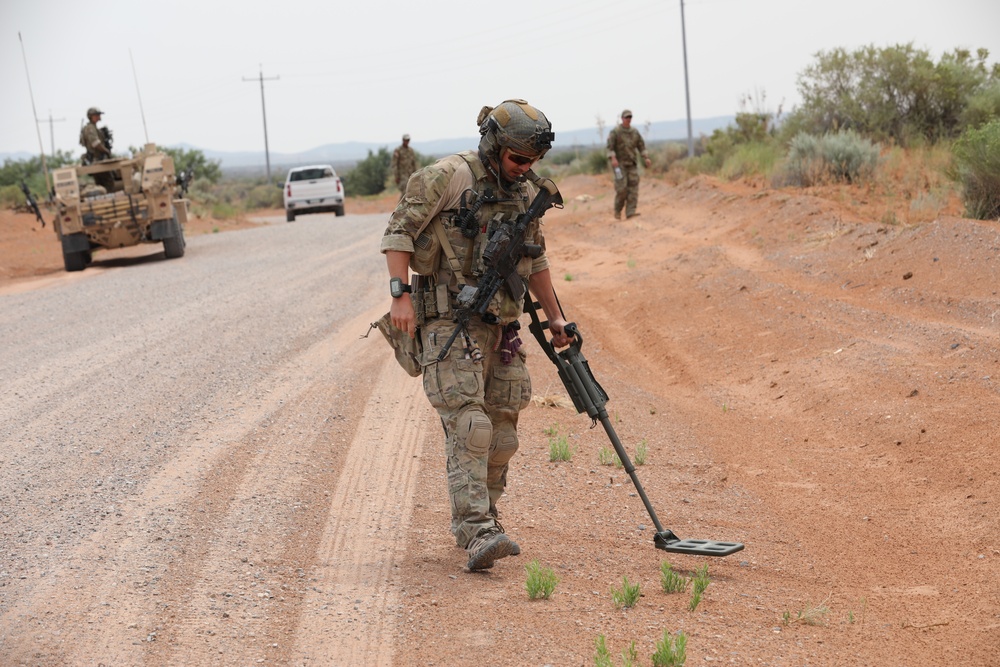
[524,298,746,558]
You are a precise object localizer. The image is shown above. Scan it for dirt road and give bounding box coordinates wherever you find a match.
[1,175,997,665]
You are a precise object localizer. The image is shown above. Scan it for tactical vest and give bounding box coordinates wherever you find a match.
[411,150,543,325]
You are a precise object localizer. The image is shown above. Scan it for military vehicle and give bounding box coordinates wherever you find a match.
[49,143,189,272]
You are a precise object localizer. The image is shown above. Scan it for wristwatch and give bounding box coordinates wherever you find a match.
[390,277,411,299]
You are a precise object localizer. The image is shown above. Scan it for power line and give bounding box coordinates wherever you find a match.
[38,111,66,157]
[243,66,279,182]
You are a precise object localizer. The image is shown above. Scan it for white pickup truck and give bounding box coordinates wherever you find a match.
[283,165,345,221]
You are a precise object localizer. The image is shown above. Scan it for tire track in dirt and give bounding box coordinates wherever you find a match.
[288,357,431,665]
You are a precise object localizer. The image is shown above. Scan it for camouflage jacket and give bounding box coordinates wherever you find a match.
[380,151,551,324]
[606,124,648,166]
[79,122,108,156]
[391,144,418,187]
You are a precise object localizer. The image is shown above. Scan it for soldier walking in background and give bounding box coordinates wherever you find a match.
[390,133,418,192]
[607,109,652,219]
[381,100,571,571]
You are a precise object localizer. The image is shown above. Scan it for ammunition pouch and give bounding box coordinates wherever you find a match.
[373,311,423,377]
[411,280,450,327]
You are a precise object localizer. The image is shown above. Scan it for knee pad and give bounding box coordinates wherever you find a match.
[490,431,519,468]
[457,408,492,456]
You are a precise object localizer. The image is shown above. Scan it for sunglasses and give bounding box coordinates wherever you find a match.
[506,152,538,166]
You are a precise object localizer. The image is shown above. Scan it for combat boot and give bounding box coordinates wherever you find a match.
[465,526,520,571]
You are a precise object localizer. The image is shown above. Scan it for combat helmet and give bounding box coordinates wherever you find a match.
[477,99,554,186]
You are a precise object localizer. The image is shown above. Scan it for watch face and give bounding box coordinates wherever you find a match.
[390,277,406,298]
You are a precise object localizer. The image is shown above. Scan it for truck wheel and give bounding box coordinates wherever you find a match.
[63,250,87,272]
[286,209,296,222]
[335,205,345,217]
[163,226,186,259]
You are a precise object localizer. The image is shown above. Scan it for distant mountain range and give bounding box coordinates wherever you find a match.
[2,116,734,174]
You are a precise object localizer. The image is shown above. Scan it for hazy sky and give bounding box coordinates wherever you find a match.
[3,0,998,157]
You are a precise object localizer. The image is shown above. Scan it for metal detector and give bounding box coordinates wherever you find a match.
[524,298,744,557]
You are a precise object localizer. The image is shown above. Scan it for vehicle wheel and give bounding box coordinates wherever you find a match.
[286,209,296,222]
[63,250,87,272]
[335,205,345,217]
[163,226,186,259]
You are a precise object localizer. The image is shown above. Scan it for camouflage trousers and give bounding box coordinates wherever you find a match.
[420,317,531,548]
[613,163,641,217]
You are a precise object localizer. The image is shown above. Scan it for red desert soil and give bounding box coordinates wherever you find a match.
[1,172,997,665]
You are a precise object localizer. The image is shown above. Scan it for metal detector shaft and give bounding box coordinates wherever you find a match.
[524,297,744,557]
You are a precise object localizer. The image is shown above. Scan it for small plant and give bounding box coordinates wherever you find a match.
[627,256,637,269]
[549,434,573,462]
[594,634,613,667]
[598,446,622,467]
[543,423,560,437]
[783,596,831,626]
[634,439,648,466]
[660,562,689,594]
[611,576,641,609]
[688,564,710,611]
[524,560,559,600]
[621,640,638,667]
[652,629,687,666]
[564,273,574,281]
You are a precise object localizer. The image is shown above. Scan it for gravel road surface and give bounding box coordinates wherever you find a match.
[0,213,431,665]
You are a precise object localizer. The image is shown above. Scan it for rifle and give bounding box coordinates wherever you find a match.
[436,177,563,361]
[523,296,745,557]
[176,167,194,196]
[20,181,45,228]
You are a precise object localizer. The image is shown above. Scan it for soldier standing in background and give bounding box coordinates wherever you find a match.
[381,100,571,571]
[79,107,111,164]
[391,133,418,192]
[79,107,115,191]
[606,109,652,219]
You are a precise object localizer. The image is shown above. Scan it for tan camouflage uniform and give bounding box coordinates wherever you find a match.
[391,142,418,191]
[80,121,109,163]
[607,122,649,218]
[380,150,551,548]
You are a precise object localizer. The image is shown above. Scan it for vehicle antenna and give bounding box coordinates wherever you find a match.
[129,48,150,145]
[17,32,51,194]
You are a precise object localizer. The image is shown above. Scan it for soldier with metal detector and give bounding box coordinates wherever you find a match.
[379,99,570,572]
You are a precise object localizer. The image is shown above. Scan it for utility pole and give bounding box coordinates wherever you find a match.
[38,110,65,157]
[243,65,279,182]
[680,0,694,158]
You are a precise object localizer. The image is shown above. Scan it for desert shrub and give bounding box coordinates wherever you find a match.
[0,184,22,209]
[781,131,879,186]
[719,141,781,180]
[342,147,391,196]
[952,118,1000,219]
[960,82,1000,131]
[161,147,222,184]
[245,183,283,209]
[650,141,690,173]
[587,148,610,175]
[790,44,999,144]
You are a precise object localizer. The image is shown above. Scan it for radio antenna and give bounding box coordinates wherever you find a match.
[18,32,51,194]
[129,48,150,145]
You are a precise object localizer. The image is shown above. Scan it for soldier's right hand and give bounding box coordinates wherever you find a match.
[390,296,417,338]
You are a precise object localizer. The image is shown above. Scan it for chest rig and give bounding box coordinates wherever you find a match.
[411,151,541,325]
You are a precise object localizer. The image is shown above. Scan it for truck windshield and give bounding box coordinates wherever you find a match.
[290,168,334,182]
